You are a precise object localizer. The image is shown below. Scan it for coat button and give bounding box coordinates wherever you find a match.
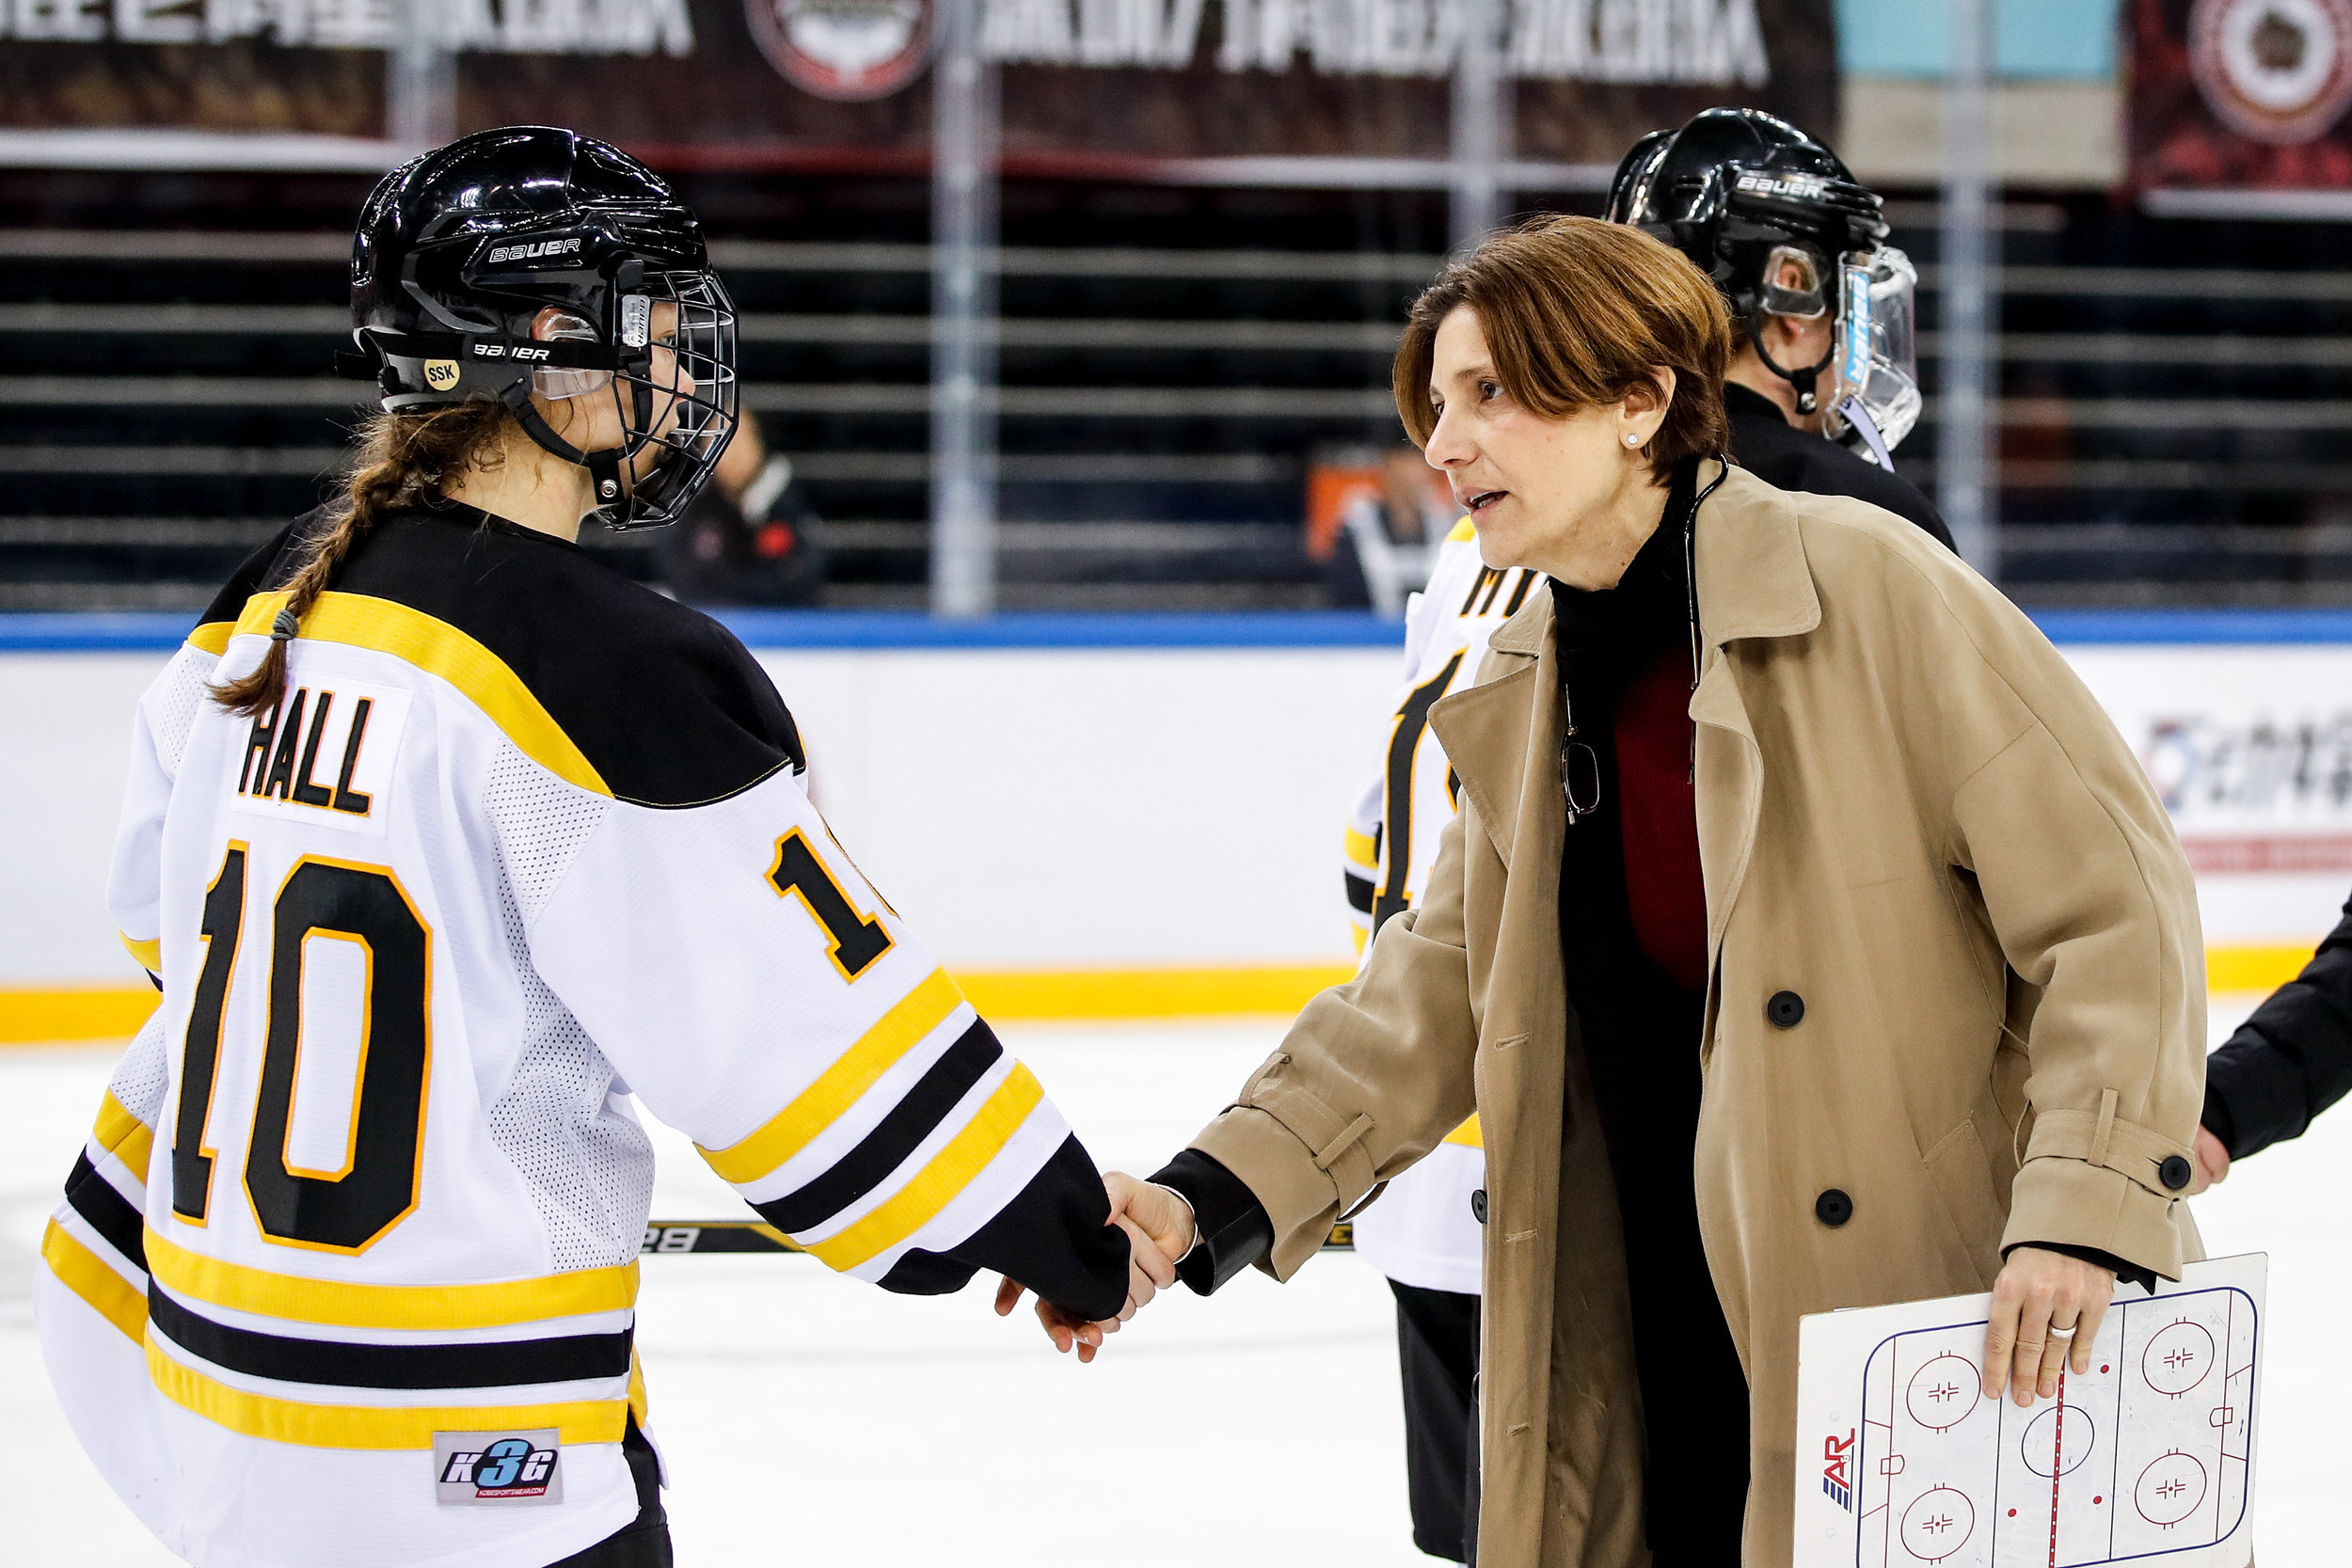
[2159,1154,2193,1192]
[1470,1188,1488,1224]
[1815,1189,1853,1227]
[1767,990,1805,1028]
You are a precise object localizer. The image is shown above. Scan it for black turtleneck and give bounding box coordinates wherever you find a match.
[1551,466,1751,1567]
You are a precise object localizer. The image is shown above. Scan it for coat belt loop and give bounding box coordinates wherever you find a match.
[2089,1088,2119,1170]
[1313,1113,1375,1172]
[1311,1113,1377,1206]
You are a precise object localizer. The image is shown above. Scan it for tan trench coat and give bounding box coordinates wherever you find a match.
[1188,463,2207,1567]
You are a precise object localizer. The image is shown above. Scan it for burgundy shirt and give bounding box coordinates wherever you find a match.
[1613,643,1708,992]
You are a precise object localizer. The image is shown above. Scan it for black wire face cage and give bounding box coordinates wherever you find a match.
[592,267,738,531]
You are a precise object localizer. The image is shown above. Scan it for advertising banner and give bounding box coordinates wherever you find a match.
[2071,642,2352,948]
[2130,0,2352,192]
[0,0,1836,167]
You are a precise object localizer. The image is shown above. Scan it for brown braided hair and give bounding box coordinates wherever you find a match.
[211,401,515,717]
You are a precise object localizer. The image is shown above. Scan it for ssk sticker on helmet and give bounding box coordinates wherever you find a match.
[422,359,460,391]
[435,1429,564,1506]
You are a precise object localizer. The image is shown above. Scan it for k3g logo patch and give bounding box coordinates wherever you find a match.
[434,1428,564,1506]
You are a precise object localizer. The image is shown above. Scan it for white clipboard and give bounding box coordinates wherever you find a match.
[1792,1253,2265,1568]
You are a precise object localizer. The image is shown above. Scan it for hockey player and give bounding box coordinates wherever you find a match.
[1339,521,1531,1563]
[1608,107,1952,547]
[38,126,1154,1568]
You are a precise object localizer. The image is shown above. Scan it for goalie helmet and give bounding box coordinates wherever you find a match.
[340,125,739,530]
[1607,107,1920,463]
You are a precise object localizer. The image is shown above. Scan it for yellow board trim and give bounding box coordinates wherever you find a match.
[144,1227,637,1331]
[698,967,966,1185]
[1445,515,1476,543]
[119,931,162,974]
[1443,1113,1483,1148]
[2205,944,2317,993]
[187,621,235,657]
[955,965,1357,1020]
[42,1219,150,1343]
[0,986,162,1044]
[230,589,608,797]
[146,1340,628,1450]
[93,1090,156,1182]
[1343,825,1378,872]
[805,1064,1046,1271]
[6,945,2321,1048]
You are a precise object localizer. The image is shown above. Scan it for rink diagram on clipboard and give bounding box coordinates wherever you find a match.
[1851,1287,2256,1567]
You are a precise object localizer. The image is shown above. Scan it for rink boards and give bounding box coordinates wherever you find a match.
[4,609,2350,1023]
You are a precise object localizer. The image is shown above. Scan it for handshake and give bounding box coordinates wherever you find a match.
[993,1172,1200,1363]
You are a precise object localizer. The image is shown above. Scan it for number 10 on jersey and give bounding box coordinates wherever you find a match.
[171,842,432,1253]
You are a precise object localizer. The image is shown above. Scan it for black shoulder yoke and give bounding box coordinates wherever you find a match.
[204,504,805,807]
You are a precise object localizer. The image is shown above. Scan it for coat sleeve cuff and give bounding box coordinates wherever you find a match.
[2002,1156,2185,1283]
[1186,1104,1350,1282]
[1148,1148,1271,1296]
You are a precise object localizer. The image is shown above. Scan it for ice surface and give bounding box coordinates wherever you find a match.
[4,1003,2345,1565]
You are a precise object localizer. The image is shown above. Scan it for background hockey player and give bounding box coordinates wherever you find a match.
[1608,107,1952,549]
[1340,516,1536,1562]
[38,126,1160,1568]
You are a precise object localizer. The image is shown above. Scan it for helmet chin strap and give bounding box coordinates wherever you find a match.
[1749,309,1837,416]
[501,381,633,525]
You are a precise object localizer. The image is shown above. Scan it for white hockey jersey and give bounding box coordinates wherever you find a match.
[40,505,1131,1568]
[1343,520,1542,1298]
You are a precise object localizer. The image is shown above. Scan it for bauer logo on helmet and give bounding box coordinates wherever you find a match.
[483,235,585,267]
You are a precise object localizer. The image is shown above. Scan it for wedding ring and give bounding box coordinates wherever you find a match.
[2047,1323,2078,1339]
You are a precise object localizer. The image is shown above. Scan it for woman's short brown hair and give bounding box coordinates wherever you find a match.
[1393,214,1731,476]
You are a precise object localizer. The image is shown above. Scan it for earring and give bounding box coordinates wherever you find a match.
[1624,433,1642,446]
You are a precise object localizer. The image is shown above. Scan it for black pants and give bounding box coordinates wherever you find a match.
[1391,1279,1482,1564]
[545,1414,672,1568]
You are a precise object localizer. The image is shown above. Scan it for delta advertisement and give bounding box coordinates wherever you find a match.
[0,0,1836,165]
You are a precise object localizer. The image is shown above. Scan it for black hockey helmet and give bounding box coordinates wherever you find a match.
[338,125,738,530]
[1606,108,1888,417]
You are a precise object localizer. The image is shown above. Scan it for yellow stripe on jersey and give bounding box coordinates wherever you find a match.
[144,1227,638,1331]
[1445,515,1475,543]
[1343,825,1378,872]
[187,621,235,657]
[1443,1114,1483,1149]
[119,930,162,974]
[93,1090,155,1182]
[145,1341,629,1450]
[698,967,966,1186]
[628,1350,649,1426]
[805,1064,1045,1272]
[42,1220,150,1343]
[230,590,609,797]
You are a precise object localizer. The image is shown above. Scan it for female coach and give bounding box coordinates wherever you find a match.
[1089,217,2208,1567]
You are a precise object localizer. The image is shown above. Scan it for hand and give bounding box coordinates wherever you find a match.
[993,1277,1110,1362]
[1104,1170,1197,1265]
[1982,1246,2115,1407]
[2188,1124,2230,1194]
[991,1183,1184,1363]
